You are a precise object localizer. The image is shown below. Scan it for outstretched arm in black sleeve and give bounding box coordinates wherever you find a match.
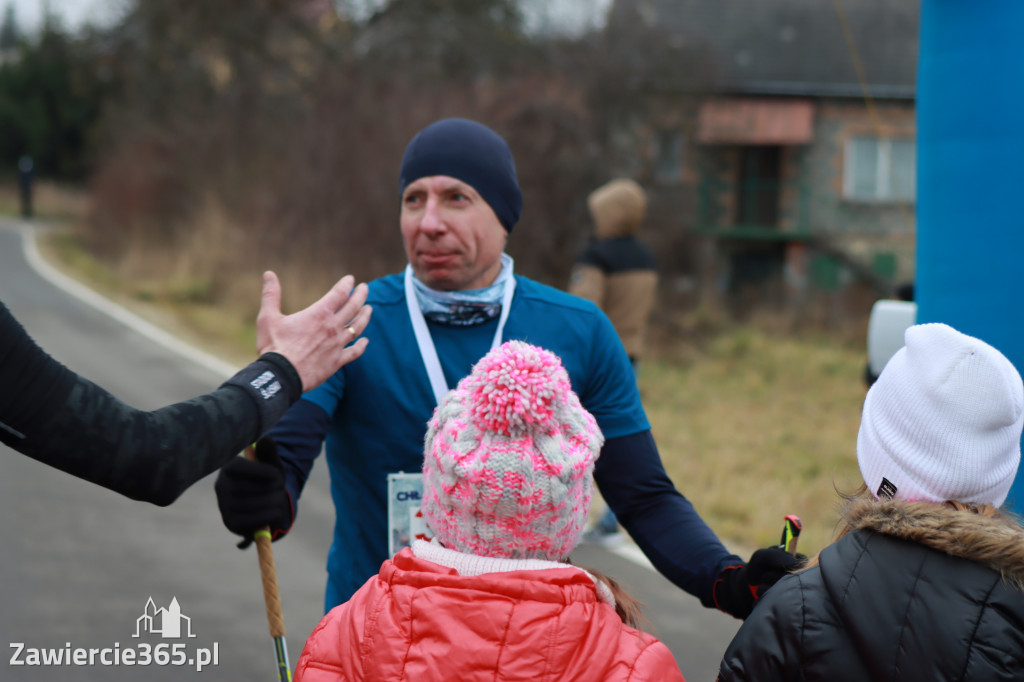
[596,430,744,605]
[596,430,802,619]
[0,301,302,505]
[0,272,370,507]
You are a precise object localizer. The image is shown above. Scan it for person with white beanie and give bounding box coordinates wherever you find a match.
[293,340,685,681]
[718,322,1024,681]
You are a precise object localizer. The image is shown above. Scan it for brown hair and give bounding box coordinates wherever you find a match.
[569,562,649,631]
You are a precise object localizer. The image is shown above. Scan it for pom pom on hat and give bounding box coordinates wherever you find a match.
[466,345,562,436]
[422,341,604,560]
[857,323,1024,506]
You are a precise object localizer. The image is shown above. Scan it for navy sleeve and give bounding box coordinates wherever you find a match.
[595,430,744,608]
[263,397,332,511]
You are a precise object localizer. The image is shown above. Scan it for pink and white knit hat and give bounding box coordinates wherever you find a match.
[422,341,604,560]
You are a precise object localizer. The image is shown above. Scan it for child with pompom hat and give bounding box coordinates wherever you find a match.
[294,340,684,681]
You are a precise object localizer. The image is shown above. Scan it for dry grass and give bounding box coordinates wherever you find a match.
[55,191,355,368]
[640,324,868,558]
[9,185,297,369]
[40,228,260,368]
[0,180,91,224]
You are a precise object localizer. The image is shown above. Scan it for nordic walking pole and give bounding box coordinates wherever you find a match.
[780,514,803,555]
[245,445,292,682]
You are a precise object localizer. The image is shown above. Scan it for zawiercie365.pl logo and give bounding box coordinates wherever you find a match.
[10,597,219,672]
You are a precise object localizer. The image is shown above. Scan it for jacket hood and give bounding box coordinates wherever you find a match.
[719,498,1024,682]
[588,179,647,239]
[843,497,1024,590]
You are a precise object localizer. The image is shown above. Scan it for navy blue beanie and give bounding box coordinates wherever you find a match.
[399,118,523,232]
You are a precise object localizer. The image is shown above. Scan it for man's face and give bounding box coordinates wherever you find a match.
[401,175,508,291]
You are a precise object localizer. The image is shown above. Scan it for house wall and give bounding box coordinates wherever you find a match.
[800,98,917,284]
[688,97,917,294]
[630,94,918,314]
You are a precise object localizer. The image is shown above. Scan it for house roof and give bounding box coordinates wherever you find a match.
[610,0,919,99]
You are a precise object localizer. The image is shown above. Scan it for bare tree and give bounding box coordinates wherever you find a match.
[82,0,716,311]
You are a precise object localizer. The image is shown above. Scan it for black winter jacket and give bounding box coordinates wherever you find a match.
[718,498,1024,681]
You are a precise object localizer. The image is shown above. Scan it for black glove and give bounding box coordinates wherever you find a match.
[713,547,806,619]
[214,437,294,549]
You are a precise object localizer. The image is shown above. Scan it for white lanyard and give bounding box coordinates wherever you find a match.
[404,264,516,406]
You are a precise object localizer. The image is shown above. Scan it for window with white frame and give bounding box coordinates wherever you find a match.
[843,136,916,202]
[654,129,683,183]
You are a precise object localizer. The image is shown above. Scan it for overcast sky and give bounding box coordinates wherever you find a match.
[4,0,122,34]
[5,0,611,37]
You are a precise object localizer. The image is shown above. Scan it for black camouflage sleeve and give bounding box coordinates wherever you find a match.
[0,302,301,506]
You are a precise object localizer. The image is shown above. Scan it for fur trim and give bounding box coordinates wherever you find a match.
[588,179,646,239]
[843,498,1024,590]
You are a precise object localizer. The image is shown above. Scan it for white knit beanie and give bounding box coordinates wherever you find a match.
[857,323,1023,506]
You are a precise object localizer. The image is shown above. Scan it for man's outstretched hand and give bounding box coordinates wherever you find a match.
[256,271,372,392]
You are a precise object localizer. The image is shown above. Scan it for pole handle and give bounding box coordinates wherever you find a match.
[244,446,287,640]
[252,528,287,638]
[780,514,803,555]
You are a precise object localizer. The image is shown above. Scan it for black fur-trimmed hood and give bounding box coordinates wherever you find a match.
[720,498,1024,681]
[843,498,1024,590]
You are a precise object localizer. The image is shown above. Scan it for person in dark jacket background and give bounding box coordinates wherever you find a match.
[718,322,1024,681]
[569,177,658,546]
[569,177,657,368]
[18,155,34,219]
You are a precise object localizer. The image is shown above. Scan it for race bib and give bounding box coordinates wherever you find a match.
[387,472,431,556]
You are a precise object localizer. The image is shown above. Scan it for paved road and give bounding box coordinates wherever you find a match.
[0,220,740,680]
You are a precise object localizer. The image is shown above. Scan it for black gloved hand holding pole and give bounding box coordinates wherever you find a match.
[713,546,806,619]
[215,437,294,548]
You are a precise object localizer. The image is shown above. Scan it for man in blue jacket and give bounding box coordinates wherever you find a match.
[214,118,797,619]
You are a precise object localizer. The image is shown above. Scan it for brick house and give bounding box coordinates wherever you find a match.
[610,0,919,312]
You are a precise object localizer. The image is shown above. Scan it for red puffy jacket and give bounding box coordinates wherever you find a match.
[295,545,684,681]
